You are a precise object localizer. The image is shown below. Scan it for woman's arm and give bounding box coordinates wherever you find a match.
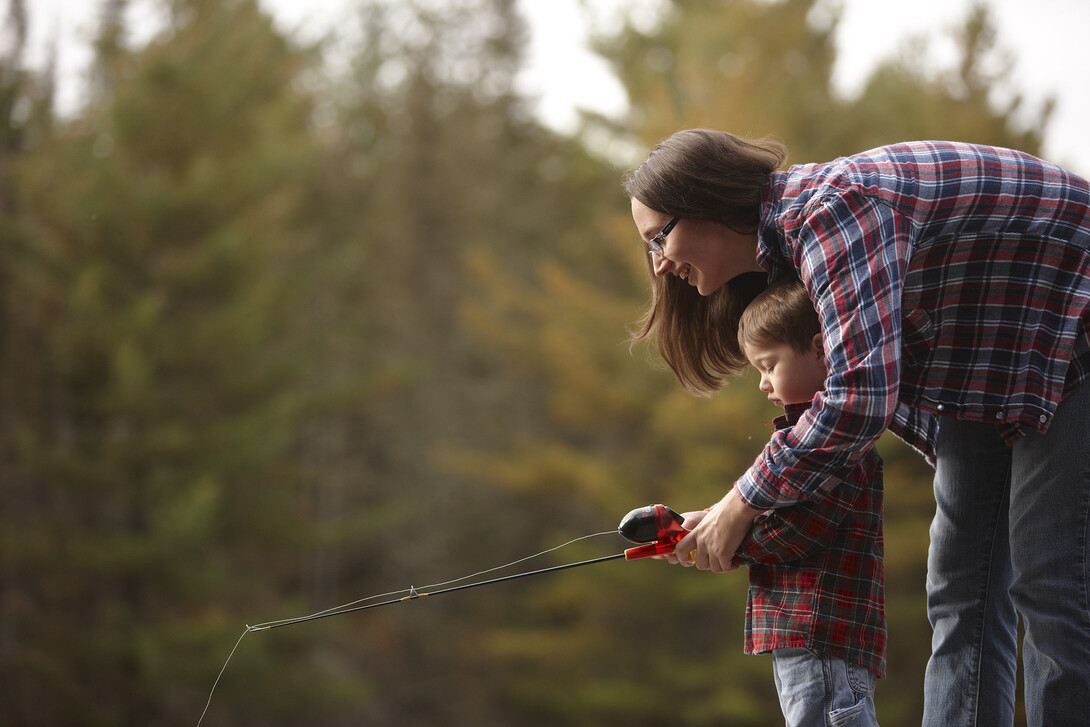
[701,192,912,570]
[742,191,911,509]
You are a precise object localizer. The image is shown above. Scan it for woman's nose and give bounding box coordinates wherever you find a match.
[652,252,672,277]
[758,376,772,392]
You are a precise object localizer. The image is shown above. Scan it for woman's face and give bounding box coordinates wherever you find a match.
[630,198,762,296]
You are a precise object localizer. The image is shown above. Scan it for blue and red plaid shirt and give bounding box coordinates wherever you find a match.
[734,403,886,677]
[739,141,1090,513]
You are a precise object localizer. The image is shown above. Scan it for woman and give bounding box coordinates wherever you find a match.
[625,128,1090,727]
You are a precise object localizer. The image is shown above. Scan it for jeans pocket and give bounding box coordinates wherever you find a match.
[828,699,870,727]
[829,661,878,727]
[845,661,876,696]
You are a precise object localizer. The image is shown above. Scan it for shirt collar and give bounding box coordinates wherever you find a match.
[772,401,813,430]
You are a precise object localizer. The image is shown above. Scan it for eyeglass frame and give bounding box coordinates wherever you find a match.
[644,215,680,257]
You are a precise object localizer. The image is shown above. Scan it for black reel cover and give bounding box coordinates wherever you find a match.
[617,504,685,543]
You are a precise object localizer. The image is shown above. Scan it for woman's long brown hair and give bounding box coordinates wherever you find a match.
[624,129,787,396]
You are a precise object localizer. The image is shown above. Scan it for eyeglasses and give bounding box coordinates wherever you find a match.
[644,216,680,257]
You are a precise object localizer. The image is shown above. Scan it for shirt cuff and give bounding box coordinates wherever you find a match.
[736,460,786,511]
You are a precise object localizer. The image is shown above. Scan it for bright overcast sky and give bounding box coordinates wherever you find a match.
[23,0,1090,175]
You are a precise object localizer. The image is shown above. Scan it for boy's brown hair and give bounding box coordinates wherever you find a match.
[738,274,820,353]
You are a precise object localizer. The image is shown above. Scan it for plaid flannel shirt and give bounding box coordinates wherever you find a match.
[738,141,1090,512]
[734,402,886,678]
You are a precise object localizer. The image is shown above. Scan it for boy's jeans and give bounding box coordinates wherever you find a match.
[772,648,878,727]
[924,381,1090,727]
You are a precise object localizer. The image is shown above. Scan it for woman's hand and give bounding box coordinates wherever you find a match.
[673,488,762,572]
[660,510,709,565]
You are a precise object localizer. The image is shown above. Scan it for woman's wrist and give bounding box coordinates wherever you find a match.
[723,485,763,520]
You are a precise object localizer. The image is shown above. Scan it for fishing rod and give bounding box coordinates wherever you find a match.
[249,553,628,631]
[247,503,691,631]
[198,504,691,725]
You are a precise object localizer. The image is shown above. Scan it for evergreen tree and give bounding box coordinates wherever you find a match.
[309,1,639,723]
[0,1,65,720]
[0,0,354,722]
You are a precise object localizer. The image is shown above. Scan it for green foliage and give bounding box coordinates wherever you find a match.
[832,3,1050,158]
[1,0,358,723]
[0,0,1054,724]
[597,0,842,153]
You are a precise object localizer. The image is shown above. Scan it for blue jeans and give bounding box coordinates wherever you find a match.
[924,382,1090,727]
[772,648,879,727]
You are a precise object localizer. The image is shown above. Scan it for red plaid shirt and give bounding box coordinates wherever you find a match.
[739,141,1090,514]
[734,403,886,678]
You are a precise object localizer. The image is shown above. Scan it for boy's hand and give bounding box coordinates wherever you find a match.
[674,488,762,572]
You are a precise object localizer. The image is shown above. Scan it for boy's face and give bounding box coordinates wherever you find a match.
[743,334,827,408]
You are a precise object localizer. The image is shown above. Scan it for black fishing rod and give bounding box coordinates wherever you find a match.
[247,503,690,631]
[249,552,629,631]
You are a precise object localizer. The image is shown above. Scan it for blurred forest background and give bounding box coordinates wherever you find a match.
[0,0,1065,724]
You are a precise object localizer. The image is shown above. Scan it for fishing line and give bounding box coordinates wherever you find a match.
[248,529,617,631]
[197,629,248,727]
[197,529,619,726]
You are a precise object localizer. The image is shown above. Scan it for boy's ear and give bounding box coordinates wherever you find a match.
[811,333,823,358]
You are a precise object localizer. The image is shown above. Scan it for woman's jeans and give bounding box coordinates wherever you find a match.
[772,648,879,727]
[924,382,1090,727]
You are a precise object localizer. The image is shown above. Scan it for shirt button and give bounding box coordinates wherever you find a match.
[936,404,944,411]
[995,411,1005,420]
[1039,414,1048,423]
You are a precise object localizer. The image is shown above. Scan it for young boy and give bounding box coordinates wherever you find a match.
[733,274,886,726]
